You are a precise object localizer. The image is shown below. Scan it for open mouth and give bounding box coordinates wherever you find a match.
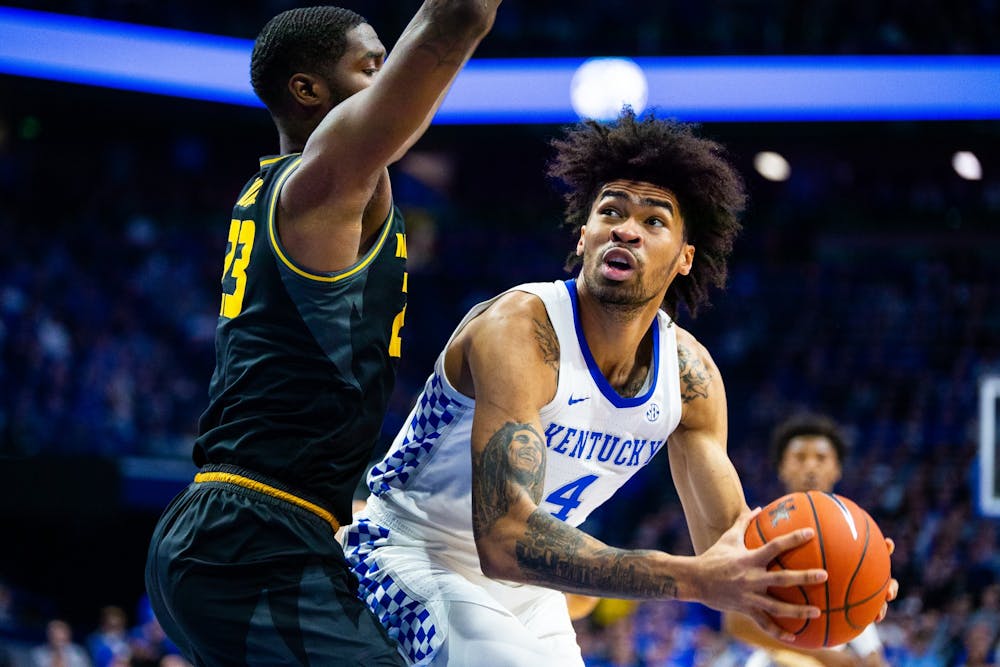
[601,247,637,280]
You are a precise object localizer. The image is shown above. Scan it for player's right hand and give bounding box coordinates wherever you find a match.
[687,507,827,643]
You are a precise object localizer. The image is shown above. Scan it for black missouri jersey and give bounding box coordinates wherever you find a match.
[195,154,408,523]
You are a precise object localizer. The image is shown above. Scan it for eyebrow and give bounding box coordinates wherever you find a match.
[599,188,675,214]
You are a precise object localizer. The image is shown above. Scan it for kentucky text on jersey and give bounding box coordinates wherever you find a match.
[544,422,666,466]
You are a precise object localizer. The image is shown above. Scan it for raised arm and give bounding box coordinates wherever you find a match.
[279,0,501,268]
[455,294,827,639]
[300,1,497,185]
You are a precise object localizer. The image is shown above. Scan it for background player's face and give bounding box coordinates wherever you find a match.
[778,435,843,493]
[576,180,694,310]
[325,23,386,106]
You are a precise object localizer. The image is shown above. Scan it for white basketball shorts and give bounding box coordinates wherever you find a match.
[342,504,583,666]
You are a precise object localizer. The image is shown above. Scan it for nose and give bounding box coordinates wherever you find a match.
[610,220,641,245]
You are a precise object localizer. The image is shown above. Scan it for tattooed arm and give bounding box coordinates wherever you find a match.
[667,328,746,555]
[446,293,826,631]
[449,292,681,599]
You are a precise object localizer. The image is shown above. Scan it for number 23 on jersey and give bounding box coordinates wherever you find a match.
[221,218,255,319]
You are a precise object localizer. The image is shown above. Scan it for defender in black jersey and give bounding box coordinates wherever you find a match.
[145,4,501,665]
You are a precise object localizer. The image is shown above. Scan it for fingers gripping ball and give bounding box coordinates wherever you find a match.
[744,491,892,648]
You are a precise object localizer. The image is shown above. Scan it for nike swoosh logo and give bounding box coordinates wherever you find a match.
[568,395,590,405]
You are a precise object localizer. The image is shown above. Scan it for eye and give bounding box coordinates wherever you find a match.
[645,217,665,227]
[363,68,378,77]
[599,207,622,218]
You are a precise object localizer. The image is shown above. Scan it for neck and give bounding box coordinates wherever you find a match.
[278,129,307,155]
[574,280,661,394]
[274,113,317,155]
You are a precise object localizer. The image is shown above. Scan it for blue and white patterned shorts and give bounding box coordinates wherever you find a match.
[342,507,583,666]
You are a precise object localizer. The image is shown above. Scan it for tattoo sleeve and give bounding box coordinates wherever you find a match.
[531,316,560,372]
[472,422,546,539]
[514,510,679,599]
[677,342,712,403]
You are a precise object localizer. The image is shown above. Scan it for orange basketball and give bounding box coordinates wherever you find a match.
[744,491,891,648]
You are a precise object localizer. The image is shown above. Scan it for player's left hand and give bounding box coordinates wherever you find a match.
[874,538,897,623]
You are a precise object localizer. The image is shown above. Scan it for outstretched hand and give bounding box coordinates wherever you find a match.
[692,507,827,643]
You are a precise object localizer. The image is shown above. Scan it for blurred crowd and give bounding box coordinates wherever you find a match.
[1,153,999,664]
[5,0,1000,57]
[0,585,191,667]
[2,2,1000,664]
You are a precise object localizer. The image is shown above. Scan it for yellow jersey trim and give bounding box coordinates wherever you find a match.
[258,155,286,168]
[194,471,340,533]
[266,158,396,283]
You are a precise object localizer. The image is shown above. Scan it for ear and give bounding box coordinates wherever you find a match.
[287,73,328,109]
[575,226,586,257]
[676,244,695,276]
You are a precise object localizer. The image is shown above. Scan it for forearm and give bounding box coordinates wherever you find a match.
[301,0,501,184]
[669,436,746,553]
[409,0,501,62]
[482,508,691,600]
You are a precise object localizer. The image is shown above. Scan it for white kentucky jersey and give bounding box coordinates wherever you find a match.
[365,279,683,570]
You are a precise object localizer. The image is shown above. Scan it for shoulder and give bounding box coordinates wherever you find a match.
[445,288,561,402]
[673,326,721,389]
[462,290,557,359]
[457,289,560,395]
[673,325,726,428]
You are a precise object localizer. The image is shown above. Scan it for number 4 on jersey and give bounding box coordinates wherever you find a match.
[544,474,598,521]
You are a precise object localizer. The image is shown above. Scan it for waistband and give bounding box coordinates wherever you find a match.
[194,463,340,533]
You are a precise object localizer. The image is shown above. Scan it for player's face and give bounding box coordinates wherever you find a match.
[778,435,843,493]
[326,23,386,104]
[576,180,694,310]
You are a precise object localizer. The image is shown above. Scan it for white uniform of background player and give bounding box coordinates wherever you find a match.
[745,625,884,667]
[344,280,682,665]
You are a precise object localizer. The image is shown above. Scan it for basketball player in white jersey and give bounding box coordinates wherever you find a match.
[726,414,890,667]
[343,109,894,665]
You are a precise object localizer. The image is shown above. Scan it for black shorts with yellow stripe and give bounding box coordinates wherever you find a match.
[144,464,404,667]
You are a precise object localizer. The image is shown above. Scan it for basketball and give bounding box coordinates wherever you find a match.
[744,491,891,648]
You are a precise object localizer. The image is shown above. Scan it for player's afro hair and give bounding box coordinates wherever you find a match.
[548,107,746,318]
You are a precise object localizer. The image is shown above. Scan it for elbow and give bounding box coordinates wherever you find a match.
[474,536,518,581]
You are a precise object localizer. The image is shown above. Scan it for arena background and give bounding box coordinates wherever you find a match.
[1,2,999,665]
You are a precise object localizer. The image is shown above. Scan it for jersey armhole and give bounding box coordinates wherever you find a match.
[266,158,397,285]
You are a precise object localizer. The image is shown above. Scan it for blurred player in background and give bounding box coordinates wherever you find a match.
[342,109,859,665]
[725,413,890,667]
[145,2,501,665]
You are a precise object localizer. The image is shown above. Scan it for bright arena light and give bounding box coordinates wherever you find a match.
[953,151,983,180]
[570,57,648,121]
[754,151,792,182]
